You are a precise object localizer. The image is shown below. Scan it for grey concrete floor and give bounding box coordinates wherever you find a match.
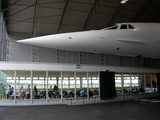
[1,97,160,120]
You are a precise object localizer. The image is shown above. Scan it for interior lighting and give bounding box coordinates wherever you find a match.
[121,0,128,4]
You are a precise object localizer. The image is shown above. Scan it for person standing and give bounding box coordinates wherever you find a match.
[7,85,11,99]
[26,85,31,99]
[34,85,37,99]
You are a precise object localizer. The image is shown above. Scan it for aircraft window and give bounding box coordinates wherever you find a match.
[128,24,135,29]
[120,24,127,29]
[107,26,118,30]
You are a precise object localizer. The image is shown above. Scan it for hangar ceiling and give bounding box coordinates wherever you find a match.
[2,0,160,38]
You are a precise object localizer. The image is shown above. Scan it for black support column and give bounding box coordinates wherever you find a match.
[157,73,160,94]
[100,71,115,99]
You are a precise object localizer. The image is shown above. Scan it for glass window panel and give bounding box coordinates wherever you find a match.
[152,74,157,92]
[16,71,31,91]
[48,72,61,91]
[139,74,145,94]
[58,80,61,88]
[76,80,80,88]
[92,80,99,88]
[7,77,12,79]
[39,77,44,80]
[63,80,68,88]
[123,74,130,87]
[70,80,75,88]
[115,80,122,87]
[33,77,38,79]
[115,74,122,87]
[89,72,99,88]
[33,71,46,89]
[89,80,91,88]
[82,80,87,88]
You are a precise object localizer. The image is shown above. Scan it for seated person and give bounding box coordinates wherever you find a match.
[89,89,93,97]
[37,91,40,99]
[80,89,85,97]
[76,90,80,96]
[54,85,58,91]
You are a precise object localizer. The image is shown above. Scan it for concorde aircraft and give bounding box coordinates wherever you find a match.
[17,23,160,58]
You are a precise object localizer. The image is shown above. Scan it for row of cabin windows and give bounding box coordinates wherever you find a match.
[107,24,134,30]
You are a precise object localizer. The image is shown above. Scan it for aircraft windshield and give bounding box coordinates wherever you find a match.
[103,25,118,30]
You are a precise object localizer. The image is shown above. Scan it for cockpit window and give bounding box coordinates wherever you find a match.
[120,24,127,29]
[107,25,118,30]
[128,24,135,29]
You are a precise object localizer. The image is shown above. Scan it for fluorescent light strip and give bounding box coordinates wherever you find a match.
[121,0,128,4]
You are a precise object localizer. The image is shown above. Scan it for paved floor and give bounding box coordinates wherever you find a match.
[1,100,160,120]
[0,94,150,106]
[0,94,160,120]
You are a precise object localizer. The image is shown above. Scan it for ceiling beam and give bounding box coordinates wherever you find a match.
[7,15,62,26]
[3,0,20,12]
[4,3,36,20]
[82,0,101,31]
[12,4,63,10]
[32,0,38,37]
[107,0,132,26]
[57,0,70,33]
[132,0,160,22]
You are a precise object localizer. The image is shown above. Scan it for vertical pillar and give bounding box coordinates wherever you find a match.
[5,75,8,99]
[156,74,158,94]
[14,71,17,104]
[130,73,132,98]
[144,74,146,97]
[98,72,100,100]
[30,71,33,104]
[44,79,45,89]
[91,77,93,88]
[56,77,58,86]
[138,74,140,98]
[150,74,152,95]
[18,78,20,90]
[87,72,89,100]
[61,72,63,102]
[74,72,77,101]
[46,71,49,103]
[121,73,124,99]
[68,77,70,89]
[80,77,82,88]
[0,11,3,61]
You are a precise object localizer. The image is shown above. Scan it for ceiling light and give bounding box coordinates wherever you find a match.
[120,0,128,4]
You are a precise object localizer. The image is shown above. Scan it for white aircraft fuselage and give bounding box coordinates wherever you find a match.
[17,23,160,58]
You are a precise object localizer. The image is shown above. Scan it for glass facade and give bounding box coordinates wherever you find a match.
[0,70,158,103]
